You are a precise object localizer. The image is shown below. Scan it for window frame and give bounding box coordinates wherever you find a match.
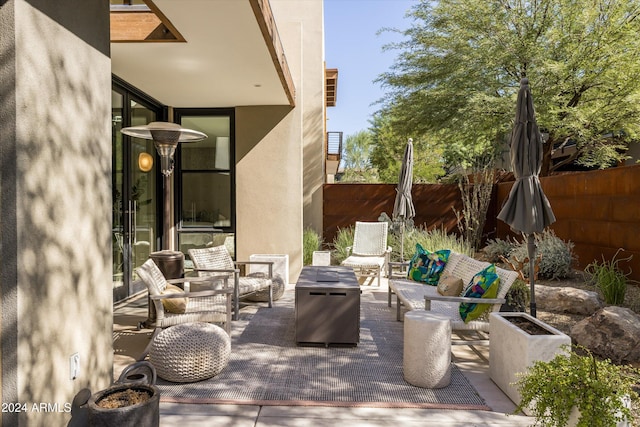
[174,108,236,237]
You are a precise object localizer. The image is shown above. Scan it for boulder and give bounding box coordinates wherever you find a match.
[571,306,640,364]
[535,285,604,315]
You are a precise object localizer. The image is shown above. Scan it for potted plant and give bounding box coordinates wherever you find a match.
[515,346,638,427]
[86,361,160,427]
[489,312,571,406]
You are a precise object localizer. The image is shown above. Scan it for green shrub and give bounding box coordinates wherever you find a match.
[303,228,322,266]
[394,226,474,261]
[483,237,516,263]
[516,346,638,427]
[509,230,575,280]
[585,249,635,305]
[331,226,355,265]
[504,278,530,312]
[332,223,473,265]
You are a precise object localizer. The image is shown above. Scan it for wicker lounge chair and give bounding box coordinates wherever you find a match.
[136,258,233,360]
[341,221,391,286]
[188,245,273,320]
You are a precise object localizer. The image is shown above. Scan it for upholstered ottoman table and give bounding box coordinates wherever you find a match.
[149,322,231,383]
[403,310,451,388]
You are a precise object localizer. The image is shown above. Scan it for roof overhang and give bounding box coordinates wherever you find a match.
[325,68,338,107]
[110,0,295,108]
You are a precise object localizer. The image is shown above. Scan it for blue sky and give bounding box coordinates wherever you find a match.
[324,0,419,138]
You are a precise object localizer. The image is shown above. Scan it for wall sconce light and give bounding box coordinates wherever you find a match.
[121,122,206,176]
[138,152,154,172]
[121,122,207,250]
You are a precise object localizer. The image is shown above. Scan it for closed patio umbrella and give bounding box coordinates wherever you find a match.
[497,78,556,317]
[393,138,416,262]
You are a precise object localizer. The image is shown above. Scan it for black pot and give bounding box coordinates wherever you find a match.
[87,383,159,427]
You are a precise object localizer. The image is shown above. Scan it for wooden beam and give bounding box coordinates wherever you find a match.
[110,0,185,43]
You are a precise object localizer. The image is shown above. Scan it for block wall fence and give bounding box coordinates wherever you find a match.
[323,164,640,281]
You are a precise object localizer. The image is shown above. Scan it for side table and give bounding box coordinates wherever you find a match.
[403,310,451,388]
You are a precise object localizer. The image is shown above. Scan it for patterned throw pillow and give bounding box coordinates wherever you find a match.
[407,244,451,286]
[459,264,500,323]
[437,273,464,296]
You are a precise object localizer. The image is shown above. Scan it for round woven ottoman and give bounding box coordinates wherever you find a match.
[403,310,451,388]
[149,322,231,383]
[243,274,286,302]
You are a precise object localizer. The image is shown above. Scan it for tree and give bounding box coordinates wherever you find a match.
[378,0,640,175]
[340,130,378,182]
[369,112,445,183]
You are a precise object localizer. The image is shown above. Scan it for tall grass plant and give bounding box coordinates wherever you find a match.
[585,248,635,305]
[303,228,322,266]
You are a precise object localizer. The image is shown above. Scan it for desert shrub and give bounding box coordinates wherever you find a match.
[585,249,635,305]
[303,227,322,266]
[483,237,516,263]
[504,278,530,312]
[331,226,355,265]
[453,163,495,251]
[398,227,474,261]
[509,230,575,280]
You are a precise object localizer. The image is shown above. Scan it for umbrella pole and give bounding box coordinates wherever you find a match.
[400,221,405,262]
[528,234,537,317]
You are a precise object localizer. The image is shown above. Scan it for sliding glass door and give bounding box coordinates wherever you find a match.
[112,82,164,302]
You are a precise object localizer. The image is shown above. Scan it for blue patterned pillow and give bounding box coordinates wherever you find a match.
[459,264,500,323]
[407,244,451,286]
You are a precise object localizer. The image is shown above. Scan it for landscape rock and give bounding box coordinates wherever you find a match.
[535,285,604,315]
[570,306,640,364]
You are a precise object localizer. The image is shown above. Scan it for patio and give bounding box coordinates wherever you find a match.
[113,277,533,426]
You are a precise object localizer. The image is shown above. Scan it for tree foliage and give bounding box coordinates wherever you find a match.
[369,112,445,183]
[378,0,640,174]
[340,130,378,182]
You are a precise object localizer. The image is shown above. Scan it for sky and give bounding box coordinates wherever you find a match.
[324,0,419,138]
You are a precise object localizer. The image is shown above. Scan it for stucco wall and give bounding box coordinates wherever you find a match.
[271,0,326,236]
[235,105,301,283]
[1,1,113,425]
[236,0,325,282]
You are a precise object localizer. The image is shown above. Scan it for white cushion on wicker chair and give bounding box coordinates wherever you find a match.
[188,245,273,320]
[149,322,230,383]
[341,221,391,286]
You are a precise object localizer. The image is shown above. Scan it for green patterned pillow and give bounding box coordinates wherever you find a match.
[459,264,500,323]
[407,244,451,286]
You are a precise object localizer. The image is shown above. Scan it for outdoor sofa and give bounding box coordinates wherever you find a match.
[388,251,519,345]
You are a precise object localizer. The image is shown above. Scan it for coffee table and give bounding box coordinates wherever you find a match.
[295,266,360,346]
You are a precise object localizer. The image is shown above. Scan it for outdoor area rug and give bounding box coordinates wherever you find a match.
[156,287,490,410]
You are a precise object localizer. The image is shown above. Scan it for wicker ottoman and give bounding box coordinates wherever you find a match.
[243,274,286,302]
[403,310,451,388]
[149,322,231,383]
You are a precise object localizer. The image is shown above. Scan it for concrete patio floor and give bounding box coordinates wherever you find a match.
[113,277,533,426]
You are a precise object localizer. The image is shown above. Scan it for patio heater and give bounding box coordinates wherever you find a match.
[120,122,206,253]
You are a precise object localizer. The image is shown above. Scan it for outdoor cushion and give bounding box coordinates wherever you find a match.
[437,273,464,296]
[459,264,500,323]
[161,283,188,314]
[407,245,450,285]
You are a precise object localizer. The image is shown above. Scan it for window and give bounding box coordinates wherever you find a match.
[175,110,235,257]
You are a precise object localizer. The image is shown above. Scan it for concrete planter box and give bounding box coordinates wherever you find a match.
[567,395,631,427]
[311,251,331,266]
[249,253,289,284]
[489,312,571,411]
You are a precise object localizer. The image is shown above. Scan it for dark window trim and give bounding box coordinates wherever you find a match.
[111,76,166,300]
[173,108,236,237]
[112,77,167,249]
